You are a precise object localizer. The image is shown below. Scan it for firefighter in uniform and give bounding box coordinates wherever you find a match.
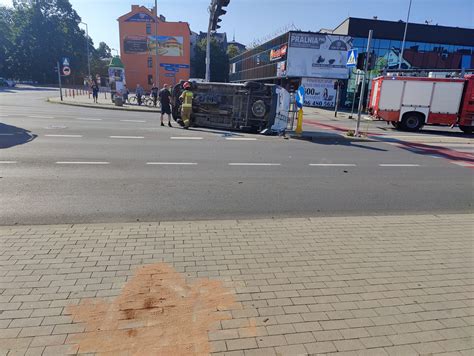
[179,82,193,129]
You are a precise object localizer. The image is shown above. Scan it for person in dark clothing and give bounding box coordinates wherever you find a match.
[158,84,172,127]
[151,83,159,107]
[91,82,99,103]
[136,84,144,106]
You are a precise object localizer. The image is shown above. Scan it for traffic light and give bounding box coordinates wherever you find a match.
[210,0,230,31]
[356,53,366,70]
[367,52,376,70]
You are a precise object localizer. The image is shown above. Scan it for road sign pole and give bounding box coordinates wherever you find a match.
[355,30,373,137]
[57,61,63,101]
[334,82,340,118]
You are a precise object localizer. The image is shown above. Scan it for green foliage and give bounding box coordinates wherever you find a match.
[1,0,112,84]
[191,37,229,82]
[227,44,240,59]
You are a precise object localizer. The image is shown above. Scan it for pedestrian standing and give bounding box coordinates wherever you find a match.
[136,84,144,106]
[91,82,99,103]
[122,85,130,104]
[151,83,159,107]
[158,84,172,127]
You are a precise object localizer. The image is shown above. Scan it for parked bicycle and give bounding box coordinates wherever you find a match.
[128,93,160,108]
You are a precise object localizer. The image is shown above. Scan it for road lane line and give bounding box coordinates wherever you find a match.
[170,136,203,140]
[146,162,198,166]
[225,137,258,141]
[45,134,83,138]
[309,164,357,167]
[109,136,144,139]
[228,163,281,166]
[56,161,110,165]
[0,161,17,164]
[28,115,54,119]
[379,164,420,167]
[120,119,147,123]
[0,133,15,136]
[75,118,102,121]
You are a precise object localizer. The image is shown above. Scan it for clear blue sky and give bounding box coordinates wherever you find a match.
[2,0,473,51]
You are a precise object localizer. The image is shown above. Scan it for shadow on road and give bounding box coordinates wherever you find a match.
[0,122,37,149]
[294,131,388,152]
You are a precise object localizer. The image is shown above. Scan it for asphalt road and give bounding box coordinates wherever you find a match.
[0,87,472,225]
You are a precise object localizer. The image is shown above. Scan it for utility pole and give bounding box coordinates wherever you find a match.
[154,0,160,87]
[398,0,412,70]
[57,61,63,101]
[355,30,373,137]
[205,0,217,82]
[79,22,91,80]
[206,0,230,82]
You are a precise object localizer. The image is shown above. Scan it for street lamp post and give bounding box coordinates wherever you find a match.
[398,0,413,70]
[79,21,91,80]
[154,0,159,87]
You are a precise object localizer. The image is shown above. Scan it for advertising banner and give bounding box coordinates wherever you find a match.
[123,36,148,54]
[276,61,287,78]
[270,44,288,62]
[125,13,155,22]
[301,78,337,108]
[287,33,352,79]
[271,87,290,132]
[148,36,184,57]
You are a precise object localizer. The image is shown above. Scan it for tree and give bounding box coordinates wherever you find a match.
[191,37,229,82]
[0,6,14,78]
[96,42,111,59]
[227,44,240,59]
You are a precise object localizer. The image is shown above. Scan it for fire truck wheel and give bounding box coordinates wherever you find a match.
[401,112,424,131]
[459,125,473,134]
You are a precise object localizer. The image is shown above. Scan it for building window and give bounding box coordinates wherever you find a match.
[147,57,153,68]
[146,23,151,34]
[148,75,153,85]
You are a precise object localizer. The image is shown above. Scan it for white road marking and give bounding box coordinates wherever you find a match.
[228,163,281,166]
[120,119,146,123]
[0,133,15,136]
[225,137,258,141]
[109,136,144,139]
[146,162,198,166]
[0,161,17,164]
[28,115,54,119]
[45,134,83,138]
[75,118,102,121]
[170,136,203,140]
[309,164,357,167]
[379,164,420,167]
[56,161,110,165]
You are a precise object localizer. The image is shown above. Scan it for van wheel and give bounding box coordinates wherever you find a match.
[459,125,473,134]
[400,113,424,131]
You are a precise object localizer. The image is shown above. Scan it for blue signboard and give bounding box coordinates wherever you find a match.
[164,73,175,77]
[125,13,155,23]
[62,57,70,67]
[346,49,358,67]
[296,86,305,108]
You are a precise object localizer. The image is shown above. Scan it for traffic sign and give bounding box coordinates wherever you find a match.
[62,57,70,67]
[62,66,71,76]
[296,86,305,108]
[346,49,358,67]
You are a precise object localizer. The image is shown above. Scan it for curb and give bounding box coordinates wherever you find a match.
[47,98,162,114]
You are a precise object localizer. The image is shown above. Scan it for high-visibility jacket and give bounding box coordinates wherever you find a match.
[180,90,193,108]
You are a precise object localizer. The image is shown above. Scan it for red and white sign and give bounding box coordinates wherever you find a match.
[62,66,71,76]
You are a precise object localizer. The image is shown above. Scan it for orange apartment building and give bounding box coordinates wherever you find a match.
[118,5,191,91]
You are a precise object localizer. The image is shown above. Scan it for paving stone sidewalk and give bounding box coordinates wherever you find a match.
[0,214,472,356]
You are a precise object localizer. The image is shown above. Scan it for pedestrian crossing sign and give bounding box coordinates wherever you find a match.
[346,49,358,67]
[62,57,70,67]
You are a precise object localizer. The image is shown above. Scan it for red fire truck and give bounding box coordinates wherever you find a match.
[368,75,474,134]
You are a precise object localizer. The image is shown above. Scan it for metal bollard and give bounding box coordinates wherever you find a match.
[72,90,75,98]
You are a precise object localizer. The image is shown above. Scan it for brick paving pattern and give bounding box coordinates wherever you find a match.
[0,214,472,355]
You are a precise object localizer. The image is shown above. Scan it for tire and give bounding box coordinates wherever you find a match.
[400,113,424,131]
[459,125,473,134]
[129,96,137,104]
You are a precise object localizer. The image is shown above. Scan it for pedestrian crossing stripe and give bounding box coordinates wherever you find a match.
[347,50,357,66]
